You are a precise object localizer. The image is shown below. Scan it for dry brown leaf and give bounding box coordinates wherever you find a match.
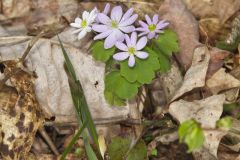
[169,94,226,159]
[161,62,183,102]
[25,0,78,36]
[207,48,230,78]
[171,46,210,101]
[183,0,240,24]
[158,0,200,69]
[0,0,31,20]
[199,18,230,44]
[206,68,240,94]
[169,94,224,128]
[0,36,130,124]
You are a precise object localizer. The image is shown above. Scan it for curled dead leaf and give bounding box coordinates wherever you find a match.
[183,0,240,24]
[206,68,240,94]
[171,46,210,101]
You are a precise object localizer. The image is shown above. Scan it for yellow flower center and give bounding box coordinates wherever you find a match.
[111,20,118,28]
[128,47,136,54]
[148,24,156,32]
[81,20,87,28]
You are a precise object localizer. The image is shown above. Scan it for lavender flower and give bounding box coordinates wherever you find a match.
[136,14,169,39]
[113,32,148,67]
[70,8,98,40]
[92,6,138,49]
[95,3,110,23]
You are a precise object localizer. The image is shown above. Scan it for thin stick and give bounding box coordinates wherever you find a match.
[39,127,60,155]
[20,31,45,62]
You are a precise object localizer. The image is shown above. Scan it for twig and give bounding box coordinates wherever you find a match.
[20,31,45,62]
[39,127,60,155]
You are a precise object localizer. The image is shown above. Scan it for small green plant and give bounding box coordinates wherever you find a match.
[178,119,205,152]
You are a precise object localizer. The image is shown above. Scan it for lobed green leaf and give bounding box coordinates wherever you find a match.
[90,41,116,62]
[105,71,140,99]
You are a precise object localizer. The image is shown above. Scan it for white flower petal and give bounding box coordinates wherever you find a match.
[86,26,92,32]
[138,31,149,37]
[115,42,128,51]
[135,51,149,59]
[114,29,125,42]
[120,8,133,22]
[131,32,137,46]
[88,8,98,24]
[119,14,138,27]
[136,36,147,50]
[94,30,112,40]
[70,23,80,28]
[104,31,117,49]
[75,17,82,23]
[72,28,82,34]
[78,29,87,40]
[92,25,109,32]
[153,14,159,24]
[148,32,156,39]
[82,11,90,20]
[119,26,135,33]
[124,34,131,47]
[113,52,129,61]
[103,3,110,15]
[128,54,135,67]
[111,6,123,22]
[145,15,152,25]
[97,13,111,25]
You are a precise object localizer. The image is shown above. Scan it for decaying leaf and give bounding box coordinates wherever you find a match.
[171,46,210,101]
[206,68,240,94]
[160,62,183,102]
[0,36,130,124]
[199,18,230,44]
[159,0,200,69]
[0,60,45,159]
[0,0,31,20]
[183,0,240,24]
[207,48,230,78]
[169,94,224,128]
[169,94,226,158]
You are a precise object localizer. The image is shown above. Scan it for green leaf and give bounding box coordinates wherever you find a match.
[216,38,240,52]
[108,137,147,160]
[154,29,180,57]
[178,119,205,152]
[105,71,140,99]
[61,121,87,160]
[104,89,126,106]
[217,116,232,129]
[149,47,171,73]
[120,47,160,84]
[151,149,158,156]
[108,137,130,160]
[127,140,148,160]
[90,41,116,62]
[223,103,240,112]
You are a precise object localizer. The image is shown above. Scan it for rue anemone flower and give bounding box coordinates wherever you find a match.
[95,3,110,23]
[136,14,169,39]
[113,32,148,67]
[92,6,138,49]
[70,8,98,40]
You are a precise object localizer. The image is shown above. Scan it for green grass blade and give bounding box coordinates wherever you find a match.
[58,37,99,156]
[58,35,77,80]
[60,121,88,160]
